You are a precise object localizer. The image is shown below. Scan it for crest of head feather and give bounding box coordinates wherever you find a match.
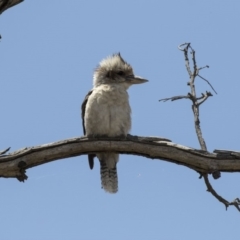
[93,53,133,87]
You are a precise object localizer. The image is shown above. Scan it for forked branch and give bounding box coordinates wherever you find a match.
[160,43,240,211]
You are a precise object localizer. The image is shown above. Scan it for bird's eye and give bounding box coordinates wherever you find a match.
[117,71,124,76]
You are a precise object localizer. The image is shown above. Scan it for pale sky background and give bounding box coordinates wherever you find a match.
[1,1,240,239]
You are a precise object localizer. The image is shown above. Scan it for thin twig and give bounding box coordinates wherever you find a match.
[198,74,218,94]
[0,147,10,156]
[159,95,190,102]
[198,65,209,71]
[203,174,240,211]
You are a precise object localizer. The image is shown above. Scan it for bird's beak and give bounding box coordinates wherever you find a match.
[126,75,148,84]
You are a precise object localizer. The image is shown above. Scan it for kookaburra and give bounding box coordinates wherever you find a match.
[81,53,148,193]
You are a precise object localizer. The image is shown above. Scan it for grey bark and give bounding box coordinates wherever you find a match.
[0,135,239,181]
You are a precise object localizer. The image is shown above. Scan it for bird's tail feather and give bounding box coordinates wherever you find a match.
[98,153,118,193]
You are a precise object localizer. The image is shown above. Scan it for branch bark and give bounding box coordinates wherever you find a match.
[0,0,23,14]
[161,43,240,211]
[1,135,240,181]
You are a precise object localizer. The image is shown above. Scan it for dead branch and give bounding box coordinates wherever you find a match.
[197,74,217,94]
[160,43,240,211]
[1,135,240,182]
[203,174,240,212]
[0,0,23,14]
[159,95,191,102]
[197,91,213,106]
[0,147,10,155]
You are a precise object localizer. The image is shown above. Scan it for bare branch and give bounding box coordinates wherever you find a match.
[203,174,240,211]
[189,46,198,77]
[0,0,23,14]
[161,43,239,210]
[195,93,205,101]
[0,147,10,155]
[183,43,192,77]
[197,91,213,106]
[178,42,190,51]
[181,44,209,151]
[2,136,240,181]
[161,44,213,151]
[198,74,218,94]
[191,102,207,150]
[198,65,209,71]
[180,44,207,150]
[181,43,240,211]
[159,95,191,102]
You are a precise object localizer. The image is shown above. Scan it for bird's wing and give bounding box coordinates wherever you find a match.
[81,90,93,135]
[81,90,96,169]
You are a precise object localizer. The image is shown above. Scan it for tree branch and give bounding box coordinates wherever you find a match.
[0,0,23,14]
[179,43,192,77]
[198,74,217,94]
[159,95,191,102]
[197,91,213,106]
[0,147,10,155]
[182,44,240,211]
[1,135,240,181]
[203,175,240,211]
[160,43,240,211]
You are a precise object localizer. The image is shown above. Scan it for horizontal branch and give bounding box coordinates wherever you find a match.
[1,135,240,181]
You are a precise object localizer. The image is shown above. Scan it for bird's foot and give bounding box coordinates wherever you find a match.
[126,134,139,140]
[87,134,109,140]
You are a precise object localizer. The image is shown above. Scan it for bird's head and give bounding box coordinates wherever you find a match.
[93,53,148,88]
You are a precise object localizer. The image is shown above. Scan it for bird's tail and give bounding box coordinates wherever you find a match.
[98,153,119,193]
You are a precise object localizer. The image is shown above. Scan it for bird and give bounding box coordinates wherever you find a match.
[81,53,148,193]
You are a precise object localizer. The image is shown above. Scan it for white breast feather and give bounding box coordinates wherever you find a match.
[85,84,131,137]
